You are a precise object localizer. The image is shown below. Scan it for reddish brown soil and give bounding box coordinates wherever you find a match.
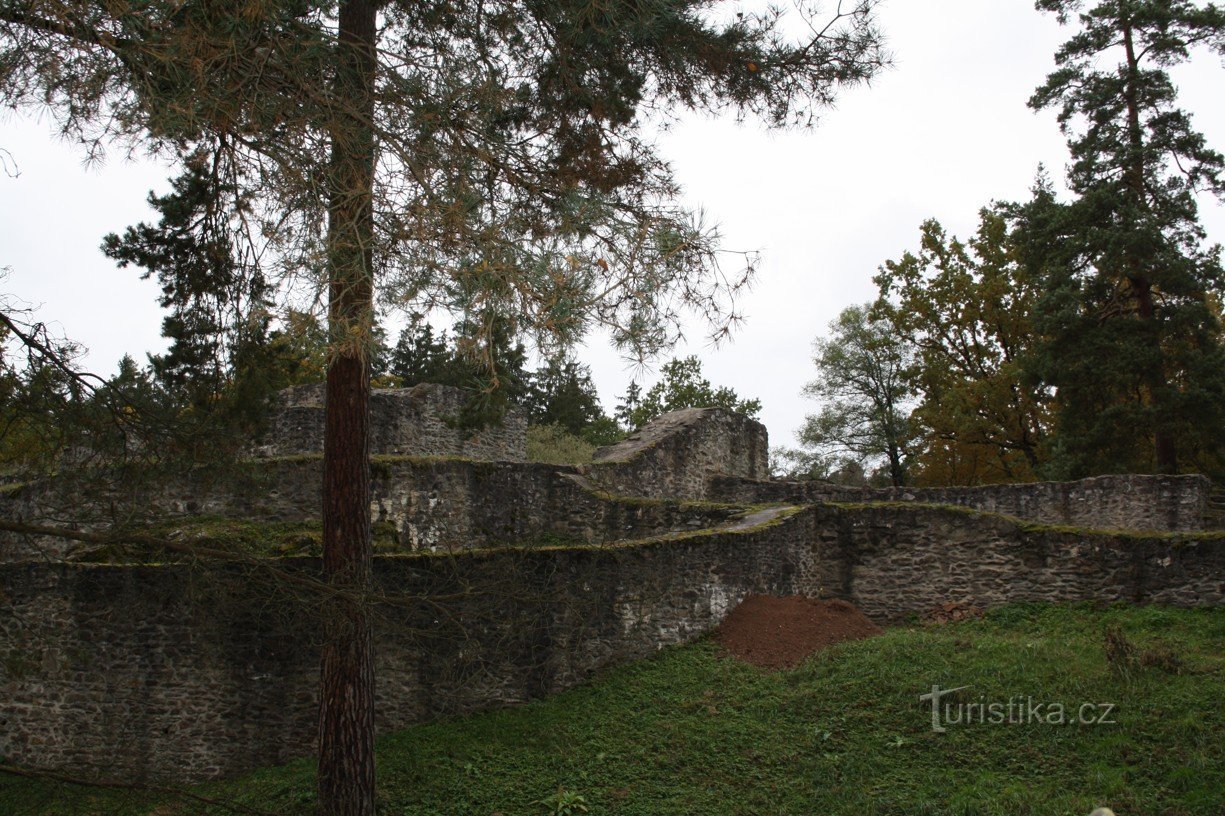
[714,595,881,669]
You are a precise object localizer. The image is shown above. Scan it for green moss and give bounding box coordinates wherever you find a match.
[67,517,325,562]
[247,454,324,465]
[501,531,591,550]
[372,521,401,553]
[826,499,994,516]
[0,480,31,496]
[572,480,746,513]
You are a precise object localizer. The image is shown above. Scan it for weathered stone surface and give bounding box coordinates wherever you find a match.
[1,384,1222,785]
[1,506,1220,783]
[805,503,1225,620]
[0,459,744,562]
[584,407,770,500]
[710,473,1215,533]
[0,513,813,783]
[255,382,527,460]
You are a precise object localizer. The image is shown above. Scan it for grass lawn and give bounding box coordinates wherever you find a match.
[3,602,1222,816]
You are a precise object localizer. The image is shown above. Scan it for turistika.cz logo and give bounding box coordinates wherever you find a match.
[919,685,1117,733]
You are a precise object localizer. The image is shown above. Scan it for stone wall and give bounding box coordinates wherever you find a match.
[256,382,527,461]
[584,407,770,501]
[0,459,743,561]
[2,503,1221,784]
[3,385,1223,784]
[805,503,1224,620]
[2,501,1221,783]
[709,473,1215,533]
[0,513,813,782]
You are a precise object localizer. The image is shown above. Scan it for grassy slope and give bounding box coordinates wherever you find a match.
[3,603,1222,816]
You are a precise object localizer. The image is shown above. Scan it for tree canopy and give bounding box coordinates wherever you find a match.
[615,355,762,430]
[1028,0,1225,475]
[787,0,1225,488]
[789,304,915,486]
[874,203,1053,484]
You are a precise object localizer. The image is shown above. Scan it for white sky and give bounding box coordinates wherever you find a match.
[2,0,1223,450]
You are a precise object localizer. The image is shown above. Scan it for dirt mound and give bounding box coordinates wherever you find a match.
[715,595,881,669]
[922,601,984,625]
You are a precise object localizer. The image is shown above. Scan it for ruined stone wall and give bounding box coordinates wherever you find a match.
[807,503,1224,619]
[364,463,741,551]
[0,515,814,783]
[0,459,742,561]
[584,407,770,501]
[256,382,527,460]
[2,387,1222,783]
[1,503,1220,783]
[709,473,1215,533]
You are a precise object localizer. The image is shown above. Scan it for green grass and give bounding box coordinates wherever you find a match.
[3,603,1222,816]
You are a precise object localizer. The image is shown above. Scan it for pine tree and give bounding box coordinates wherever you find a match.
[388,318,454,387]
[102,149,270,409]
[524,357,607,437]
[1029,0,1225,474]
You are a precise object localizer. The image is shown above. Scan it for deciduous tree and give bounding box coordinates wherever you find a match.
[874,203,1052,484]
[795,304,916,486]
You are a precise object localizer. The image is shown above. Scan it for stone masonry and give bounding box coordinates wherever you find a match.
[255,382,528,460]
[583,407,770,501]
[0,386,1221,783]
[709,472,1214,533]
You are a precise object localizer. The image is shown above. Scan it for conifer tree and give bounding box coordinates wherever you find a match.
[1029,0,1225,474]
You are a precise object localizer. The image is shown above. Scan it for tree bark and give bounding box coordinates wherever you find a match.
[1132,275,1179,473]
[318,1,378,814]
[1122,18,1178,474]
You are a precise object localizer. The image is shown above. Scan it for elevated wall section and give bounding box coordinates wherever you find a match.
[584,407,769,501]
[709,473,1215,533]
[255,382,527,461]
[0,458,742,561]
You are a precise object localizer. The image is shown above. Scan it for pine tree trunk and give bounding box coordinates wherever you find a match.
[1133,277,1178,473]
[318,1,378,814]
[1122,19,1178,475]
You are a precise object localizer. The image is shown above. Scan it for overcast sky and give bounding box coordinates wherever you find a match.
[2,0,1223,450]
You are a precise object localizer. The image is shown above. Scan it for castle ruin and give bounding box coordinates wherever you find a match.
[0,384,1221,782]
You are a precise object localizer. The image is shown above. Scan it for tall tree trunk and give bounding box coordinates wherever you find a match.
[1132,276,1178,473]
[318,1,378,814]
[1122,19,1178,474]
[887,443,903,487]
